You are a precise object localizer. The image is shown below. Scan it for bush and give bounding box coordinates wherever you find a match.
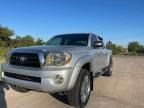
[0,47,10,56]
[106,41,126,55]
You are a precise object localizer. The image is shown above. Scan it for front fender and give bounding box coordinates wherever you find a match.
[75,55,92,67]
[67,55,92,90]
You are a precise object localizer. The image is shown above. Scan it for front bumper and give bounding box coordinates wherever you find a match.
[1,64,81,93]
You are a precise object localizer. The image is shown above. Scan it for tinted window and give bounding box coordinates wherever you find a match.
[91,35,97,48]
[45,34,89,46]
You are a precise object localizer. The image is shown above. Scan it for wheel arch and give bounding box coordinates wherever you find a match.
[106,52,113,67]
[67,55,93,91]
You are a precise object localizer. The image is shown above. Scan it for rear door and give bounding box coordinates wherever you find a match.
[97,36,108,68]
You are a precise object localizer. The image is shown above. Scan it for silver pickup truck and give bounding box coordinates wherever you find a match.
[1,33,112,108]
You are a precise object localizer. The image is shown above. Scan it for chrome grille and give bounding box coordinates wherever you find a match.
[10,53,40,68]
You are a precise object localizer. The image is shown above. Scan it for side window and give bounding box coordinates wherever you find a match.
[91,35,97,48]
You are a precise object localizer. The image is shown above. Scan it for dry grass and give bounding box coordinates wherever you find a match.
[0,56,5,81]
[0,57,5,63]
[0,66,2,80]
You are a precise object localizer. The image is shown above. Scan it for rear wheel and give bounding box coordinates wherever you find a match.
[67,69,91,108]
[103,57,113,77]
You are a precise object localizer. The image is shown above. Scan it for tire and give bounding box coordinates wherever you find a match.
[67,69,91,108]
[103,57,113,77]
[11,85,30,93]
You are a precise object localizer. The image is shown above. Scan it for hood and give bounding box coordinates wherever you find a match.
[11,45,89,54]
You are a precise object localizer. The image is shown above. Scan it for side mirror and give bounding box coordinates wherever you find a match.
[94,41,103,48]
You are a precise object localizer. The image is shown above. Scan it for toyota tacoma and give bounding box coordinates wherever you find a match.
[1,33,112,108]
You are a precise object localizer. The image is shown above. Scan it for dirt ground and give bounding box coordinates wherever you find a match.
[0,56,144,108]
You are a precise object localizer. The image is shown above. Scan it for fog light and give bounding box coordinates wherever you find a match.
[56,75,64,84]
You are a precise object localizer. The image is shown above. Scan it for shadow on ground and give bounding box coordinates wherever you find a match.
[0,82,9,108]
[50,92,69,105]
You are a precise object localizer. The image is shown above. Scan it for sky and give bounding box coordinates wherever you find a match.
[0,0,144,46]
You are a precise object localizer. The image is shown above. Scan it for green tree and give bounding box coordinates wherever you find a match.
[116,45,126,54]
[35,38,45,45]
[21,35,35,46]
[106,41,126,55]
[12,36,45,47]
[128,41,141,55]
[142,46,144,55]
[0,25,14,47]
[0,25,14,40]
[137,45,144,56]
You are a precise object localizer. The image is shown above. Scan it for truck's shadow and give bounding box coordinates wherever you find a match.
[0,82,9,108]
[50,92,69,105]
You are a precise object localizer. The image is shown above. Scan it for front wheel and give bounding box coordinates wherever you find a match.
[67,69,91,108]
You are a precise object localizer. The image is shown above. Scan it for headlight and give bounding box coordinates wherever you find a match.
[45,52,71,66]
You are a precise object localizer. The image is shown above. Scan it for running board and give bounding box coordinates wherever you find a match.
[93,72,101,79]
[93,67,108,79]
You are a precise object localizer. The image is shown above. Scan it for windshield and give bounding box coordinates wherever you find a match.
[45,34,89,46]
